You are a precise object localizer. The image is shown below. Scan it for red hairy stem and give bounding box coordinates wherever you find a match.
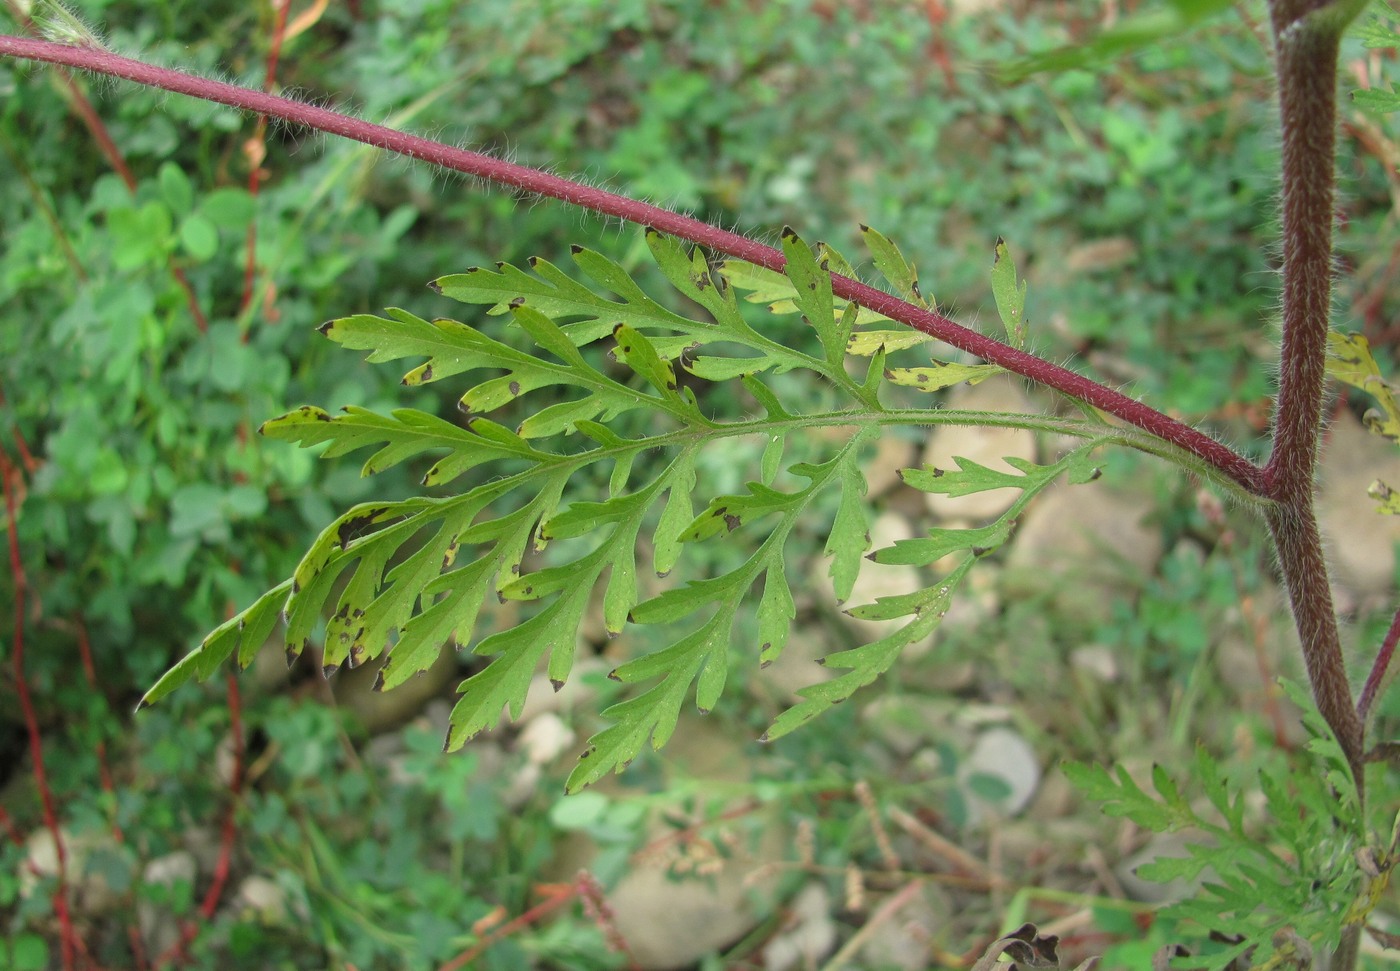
[0,34,1263,494]
[1263,7,1365,780]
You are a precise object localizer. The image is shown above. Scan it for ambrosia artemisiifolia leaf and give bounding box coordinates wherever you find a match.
[147,227,1119,790]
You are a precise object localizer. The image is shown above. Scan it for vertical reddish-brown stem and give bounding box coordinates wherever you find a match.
[1263,7,1366,783]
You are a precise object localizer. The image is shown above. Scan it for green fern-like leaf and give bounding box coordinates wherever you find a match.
[147,226,1131,790]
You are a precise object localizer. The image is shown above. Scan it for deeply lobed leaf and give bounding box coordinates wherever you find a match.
[149,226,1119,790]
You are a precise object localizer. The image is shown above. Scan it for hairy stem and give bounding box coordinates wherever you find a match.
[0,34,1263,494]
[1263,4,1367,795]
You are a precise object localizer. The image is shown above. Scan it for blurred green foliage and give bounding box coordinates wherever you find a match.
[1,0,1398,967]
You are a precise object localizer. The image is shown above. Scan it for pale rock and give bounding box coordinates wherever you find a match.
[518,711,575,765]
[21,827,125,914]
[763,883,837,970]
[236,874,289,923]
[866,433,917,499]
[518,657,606,723]
[1316,410,1400,611]
[919,379,1039,523]
[1002,475,1164,624]
[857,882,953,971]
[959,726,1040,823]
[547,715,784,970]
[1070,644,1119,683]
[836,511,926,644]
[757,620,834,704]
[139,850,198,956]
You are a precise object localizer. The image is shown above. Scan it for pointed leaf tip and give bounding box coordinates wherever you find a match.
[317,320,334,334]
[781,225,797,239]
[569,244,583,254]
[551,678,565,692]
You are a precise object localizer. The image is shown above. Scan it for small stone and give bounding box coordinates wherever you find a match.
[1070,644,1118,682]
[919,379,1038,523]
[139,851,198,955]
[959,726,1040,823]
[762,883,837,971]
[237,874,289,923]
[1317,410,1400,611]
[835,511,925,643]
[518,712,575,765]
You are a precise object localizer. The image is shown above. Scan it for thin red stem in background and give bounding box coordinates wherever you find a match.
[2,449,79,971]
[239,0,293,319]
[439,882,580,971]
[0,383,40,475]
[1357,604,1399,723]
[575,870,641,970]
[154,673,244,969]
[0,34,1264,495]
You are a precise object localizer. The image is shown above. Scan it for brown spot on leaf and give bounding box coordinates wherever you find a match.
[607,670,621,682]
[285,646,298,668]
[428,280,444,292]
[528,255,540,267]
[551,679,565,692]
[509,380,521,395]
[317,320,335,334]
[781,226,797,239]
[420,364,434,382]
[322,662,340,679]
[509,296,525,308]
[724,513,742,531]
[337,508,387,547]
[349,646,366,668]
